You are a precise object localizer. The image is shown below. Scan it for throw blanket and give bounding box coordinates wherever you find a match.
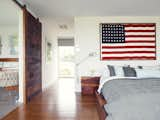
[101,78,160,120]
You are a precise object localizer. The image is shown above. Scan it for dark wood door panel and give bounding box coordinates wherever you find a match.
[24,8,42,103]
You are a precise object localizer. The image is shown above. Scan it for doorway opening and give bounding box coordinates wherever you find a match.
[57,38,75,92]
[58,46,75,78]
[58,38,75,78]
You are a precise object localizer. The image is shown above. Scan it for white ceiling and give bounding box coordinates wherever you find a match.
[0,0,19,26]
[20,0,160,19]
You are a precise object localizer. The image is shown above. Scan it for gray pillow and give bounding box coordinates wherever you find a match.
[123,66,137,77]
[138,66,143,69]
[107,65,116,76]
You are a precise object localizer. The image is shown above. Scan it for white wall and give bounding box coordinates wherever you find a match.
[41,18,74,90]
[18,9,25,103]
[75,16,160,92]
[0,25,18,58]
[16,0,76,91]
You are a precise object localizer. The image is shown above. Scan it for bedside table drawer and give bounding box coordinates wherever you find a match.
[81,77,100,84]
[81,76,100,95]
[82,86,98,95]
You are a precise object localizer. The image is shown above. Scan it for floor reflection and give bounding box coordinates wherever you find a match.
[57,78,76,116]
[1,77,99,120]
[0,88,18,119]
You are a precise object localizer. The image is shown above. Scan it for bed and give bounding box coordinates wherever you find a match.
[96,65,160,120]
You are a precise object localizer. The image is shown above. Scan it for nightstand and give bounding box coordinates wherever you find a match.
[81,76,100,95]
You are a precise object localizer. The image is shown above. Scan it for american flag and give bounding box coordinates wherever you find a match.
[100,23,156,60]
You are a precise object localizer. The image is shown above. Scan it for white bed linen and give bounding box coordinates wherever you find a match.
[97,76,137,93]
[100,77,160,120]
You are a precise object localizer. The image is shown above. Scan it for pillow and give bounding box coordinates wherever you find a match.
[139,65,160,70]
[100,67,110,85]
[137,66,143,69]
[100,65,119,85]
[136,69,160,78]
[107,65,116,76]
[114,66,124,77]
[123,66,137,77]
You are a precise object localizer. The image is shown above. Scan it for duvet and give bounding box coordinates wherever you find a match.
[101,77,160,120]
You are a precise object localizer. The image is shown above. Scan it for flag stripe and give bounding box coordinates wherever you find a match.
[125,32,155,35]
[125,40,155,43]
[102,43,155,46]
[125,35,155,37]
[102,56,156,60]
[102,51,155,54]
[104,40,155,43]
[125,27,155,30]
[124,24,155,27]
[102,46,155,49]
[102,53,155,57]
[101,48,155,52]
[126,38,155,40]
[125,30,155,32]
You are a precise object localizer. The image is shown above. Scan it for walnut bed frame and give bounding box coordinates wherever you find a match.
[95,91,108,120]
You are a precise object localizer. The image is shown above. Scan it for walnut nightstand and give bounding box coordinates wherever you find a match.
[81,76,100,95]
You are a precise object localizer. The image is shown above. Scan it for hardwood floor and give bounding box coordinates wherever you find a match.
[2,78,99,120]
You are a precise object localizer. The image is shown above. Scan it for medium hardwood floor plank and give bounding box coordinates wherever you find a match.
[2,79,99,120]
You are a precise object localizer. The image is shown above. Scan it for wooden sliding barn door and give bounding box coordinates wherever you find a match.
[23,8,42,103]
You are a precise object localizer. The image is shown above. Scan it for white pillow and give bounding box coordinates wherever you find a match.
[138,65,160,70]
[100,67,110,85]
[100,65,124,85]
[136,68,160,78]
[114,66,124,77]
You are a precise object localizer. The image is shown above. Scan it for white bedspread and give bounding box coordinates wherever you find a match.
[97,76,137,93]
[101,78,160,120]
